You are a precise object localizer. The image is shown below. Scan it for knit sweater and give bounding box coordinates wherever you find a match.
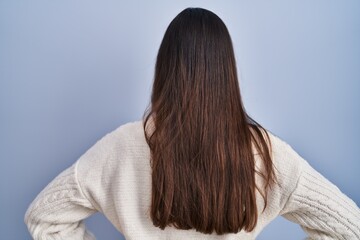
[24,119,360,240]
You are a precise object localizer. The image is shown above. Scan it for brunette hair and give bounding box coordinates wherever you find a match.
[142,7,278,235]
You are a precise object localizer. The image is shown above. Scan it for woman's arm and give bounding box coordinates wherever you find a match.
[24,160,98,240]
[279,154,360,239]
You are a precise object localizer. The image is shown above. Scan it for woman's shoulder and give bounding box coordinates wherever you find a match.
[89,119,144,150]
[73,119,146,207]
[109,119,144,138]
[254,127,306,168]
[253,127,307,204]
[77,119,144,166]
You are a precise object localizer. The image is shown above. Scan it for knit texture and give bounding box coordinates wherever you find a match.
[24,119,360,239]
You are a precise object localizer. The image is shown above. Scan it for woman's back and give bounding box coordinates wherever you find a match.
[24,119,360,239]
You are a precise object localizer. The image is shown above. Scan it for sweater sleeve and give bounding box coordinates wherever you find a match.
[24,160,98,240]
[279,157,360,239]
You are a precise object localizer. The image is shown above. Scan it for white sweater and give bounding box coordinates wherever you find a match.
[24,119,360,239]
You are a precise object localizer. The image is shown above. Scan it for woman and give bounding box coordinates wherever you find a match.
[24,7,360,239]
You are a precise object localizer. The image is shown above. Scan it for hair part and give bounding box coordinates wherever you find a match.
[143,7,278,235]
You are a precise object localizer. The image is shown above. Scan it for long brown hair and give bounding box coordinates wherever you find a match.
[142,7,278,235]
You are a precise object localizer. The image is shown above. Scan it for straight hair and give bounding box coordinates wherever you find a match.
[143,7,278,235]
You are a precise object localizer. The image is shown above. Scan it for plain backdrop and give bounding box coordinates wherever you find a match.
[1,0,359,239]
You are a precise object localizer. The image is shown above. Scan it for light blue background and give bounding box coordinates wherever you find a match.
[1,0,359,239]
